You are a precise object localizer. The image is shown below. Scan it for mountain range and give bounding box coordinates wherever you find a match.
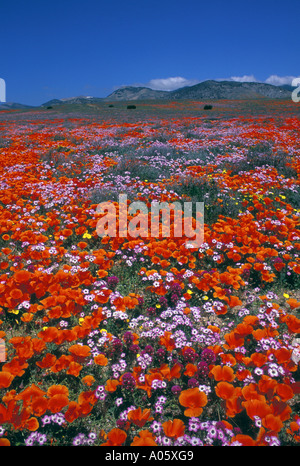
[104,80,292,101]
[0,80,294,110]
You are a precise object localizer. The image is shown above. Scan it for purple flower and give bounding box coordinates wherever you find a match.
[107,275,119,287]
[121,372,136,391]
[183,347,198,363]
[123,331,134,345]
[201,348,216,365]
[171,384,182,395]
[188,377,198,388]
[196,361,209,380]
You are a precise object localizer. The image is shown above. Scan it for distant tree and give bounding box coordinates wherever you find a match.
[108,104,114,107]
[47,106,53,109]
[204,104,213,110]
[127,105,136,109]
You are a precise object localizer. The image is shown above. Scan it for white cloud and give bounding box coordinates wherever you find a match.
[265,75,297,86]
[146,77,200,91]
[230,75,258,83]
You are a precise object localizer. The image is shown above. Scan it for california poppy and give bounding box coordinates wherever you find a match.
[0,371,14,388]
[162,419,185,439]
[209,365,235,382]
[82,375,96,387]
[105,379,120,392]
[48,394,69,414]
[101,428,127,446]
[94,354,108,366]
[179,387,207,417]
[215,381,236,400]
[262,414,283,433]
[131,429,157,446]
[68,344,91,359]
[159,331,176,351]
[127,407,153,427]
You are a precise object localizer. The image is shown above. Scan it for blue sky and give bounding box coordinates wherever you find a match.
[1,0,299,105]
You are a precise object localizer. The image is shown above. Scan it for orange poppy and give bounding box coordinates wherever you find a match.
[10,288,23,300]
[0,371,14,388]
[179,387,207,417]
[48,394,69,414]
[94,354,108,366]
[2,357,28,377]
[77,241,88,249]
[47,384,69,398]
[242,399,272,420]
[228,295,243,308]
[82,375,96,386]
[24,417,39,432]
[127,407,153,427]
[21,312,34,323]
[250,352,268,367]
[215,381,236,400]
[105,379,120,392]
[36,353,57,369]
[275,383,294,402]
[162,419,185,439]
[0,438,10,446]
[230,434,256,446]
[31,396,49,417]
[257,375,277,397]
[159,363,181,381]
[184,363,198,377]
[66,361,83,377]
[101,428,127,446]
[220,354,236,366]
[159,331,176,351]
[209,365,235,382]
[225,392,243,417]
[64,401,81,423]
[262,414,283,433]
[13,270,32,283]
[281,314,300,333]
[16,384,46,407]
[286,298,300,309]
[68,344,91,359]
[37,326,59,343]
[131,429,157,446]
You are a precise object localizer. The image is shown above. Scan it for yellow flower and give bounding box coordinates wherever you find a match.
[283,293,290,299]
[79,318,84,325]
[83,232,92,239]
[8,309,19,315]
[187,290,193,295]
[42,326,48,331]
[203,296,209,301]
[156,304,161,308]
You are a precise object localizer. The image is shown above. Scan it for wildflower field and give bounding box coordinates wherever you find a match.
[0,99,299,447]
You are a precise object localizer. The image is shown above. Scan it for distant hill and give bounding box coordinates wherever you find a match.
[104,86,170,101]
[41,96,103,107]
[0,102,35,111]
[104,80,292,101]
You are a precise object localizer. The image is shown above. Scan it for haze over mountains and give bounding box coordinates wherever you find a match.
[0,80,293,110]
